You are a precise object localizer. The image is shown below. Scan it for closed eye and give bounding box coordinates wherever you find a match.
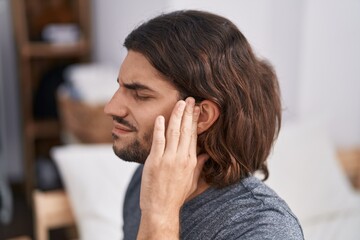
[117,78,156,101]
[133,91,153,101]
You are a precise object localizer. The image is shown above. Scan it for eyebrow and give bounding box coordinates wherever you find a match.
[117,78,155,92]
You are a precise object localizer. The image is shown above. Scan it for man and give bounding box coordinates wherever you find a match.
[105,10,304,240]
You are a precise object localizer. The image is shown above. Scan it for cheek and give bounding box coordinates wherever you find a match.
[133,108,161,134]
[133,100,178,133]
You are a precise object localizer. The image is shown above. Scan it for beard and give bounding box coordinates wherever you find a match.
[112,131,152,164]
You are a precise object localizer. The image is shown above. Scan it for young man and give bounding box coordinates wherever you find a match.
[105,10,304,240]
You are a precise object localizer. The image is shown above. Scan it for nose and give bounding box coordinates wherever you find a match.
[104,89,128,117]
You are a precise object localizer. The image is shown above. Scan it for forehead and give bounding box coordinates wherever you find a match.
[119,50,178,94]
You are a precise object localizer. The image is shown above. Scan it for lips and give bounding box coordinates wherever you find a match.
[112,122,134,136]
[111,116,137,137]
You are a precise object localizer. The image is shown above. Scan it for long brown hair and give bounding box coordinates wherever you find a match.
[124,10,281,188]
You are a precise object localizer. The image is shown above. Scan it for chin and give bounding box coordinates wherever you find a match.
[112,141,148,165]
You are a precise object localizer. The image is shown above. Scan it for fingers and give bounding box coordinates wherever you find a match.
[162,97,199,162]
[149,115,166,158]
[177,98,196,155]
[189,105,200,159]
[165,100,186,154]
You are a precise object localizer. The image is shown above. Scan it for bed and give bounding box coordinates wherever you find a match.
[45,120,360,240]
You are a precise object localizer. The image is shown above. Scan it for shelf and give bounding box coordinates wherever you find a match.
[26,119,60,139]
[11,0,92,204]
[21,39,90,58]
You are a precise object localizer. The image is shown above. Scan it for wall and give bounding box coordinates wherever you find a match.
[298,0,360,147]
[92,0,169,67]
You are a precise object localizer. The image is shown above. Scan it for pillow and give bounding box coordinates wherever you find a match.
[265,119,360,223]
[52,144,138,240]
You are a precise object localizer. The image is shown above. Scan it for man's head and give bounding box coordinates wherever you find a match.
[104,51,182,165]
[106,10,281,188]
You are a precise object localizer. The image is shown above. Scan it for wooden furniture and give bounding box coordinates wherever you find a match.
[33,190,77,240]
[7,237,32,240]
[10,0,91,202]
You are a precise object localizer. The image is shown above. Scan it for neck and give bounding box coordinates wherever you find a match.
[186,177,210,202]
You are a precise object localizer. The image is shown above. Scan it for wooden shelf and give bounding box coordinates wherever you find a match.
[21,39,90,59]
[11,0,92,204]
[34,190,76,240]
[25,119,60,139]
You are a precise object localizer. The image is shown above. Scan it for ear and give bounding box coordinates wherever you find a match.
[197,100,220,134]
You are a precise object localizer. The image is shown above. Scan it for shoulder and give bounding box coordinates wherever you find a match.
[218,176,304,239]
[181,176,304,240]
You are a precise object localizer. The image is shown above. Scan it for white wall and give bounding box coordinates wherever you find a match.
[92,0,169,67]
[298,0,360,147]
[92,0,360,147]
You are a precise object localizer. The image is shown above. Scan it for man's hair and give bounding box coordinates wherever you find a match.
[124,10,281,188]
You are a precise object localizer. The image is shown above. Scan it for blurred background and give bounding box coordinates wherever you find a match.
[0,0,359,239]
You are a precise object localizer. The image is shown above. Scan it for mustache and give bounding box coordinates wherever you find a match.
[113,116,137,131]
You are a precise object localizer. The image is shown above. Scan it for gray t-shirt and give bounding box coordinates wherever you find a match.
[123,166,304,240]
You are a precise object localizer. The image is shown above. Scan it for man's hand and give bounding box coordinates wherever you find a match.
[137,97,209,240]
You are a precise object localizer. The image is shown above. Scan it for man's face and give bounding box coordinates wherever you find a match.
[104,50,181,163]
